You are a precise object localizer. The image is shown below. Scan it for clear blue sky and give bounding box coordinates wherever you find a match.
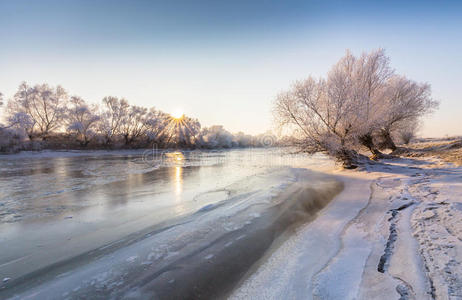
[1,0,461,136]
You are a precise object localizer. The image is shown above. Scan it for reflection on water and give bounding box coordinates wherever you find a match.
[0,148,334,225]
[173,166,185,214]
[175,166,183,195]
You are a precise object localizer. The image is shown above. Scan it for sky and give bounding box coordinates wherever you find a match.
[1,0,461,137]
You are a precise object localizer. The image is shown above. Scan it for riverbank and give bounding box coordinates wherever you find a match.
[231,156,462,299]
[396,137,462,166]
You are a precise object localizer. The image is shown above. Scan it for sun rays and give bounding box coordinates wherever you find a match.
[172,109,184,120]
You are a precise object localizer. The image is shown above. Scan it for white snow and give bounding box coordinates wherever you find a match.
[230,172,372,300]
[125,256,138,263]
[204,254,214,260]
[231,157,462,299]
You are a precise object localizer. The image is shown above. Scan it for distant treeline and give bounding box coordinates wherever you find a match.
[0,84,284,153]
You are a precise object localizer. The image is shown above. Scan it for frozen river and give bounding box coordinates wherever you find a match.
[0,148,341,299]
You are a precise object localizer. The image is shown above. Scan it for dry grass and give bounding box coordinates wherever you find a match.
[395,137,462,165]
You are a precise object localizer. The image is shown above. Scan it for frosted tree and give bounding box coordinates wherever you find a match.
[395,118,420,145]
[7,112,35,132]
[99,96,129,145]
[234,132,253,147]
[167,115,201,147]
[0,92,4,128]
[120,105,148,145]
[144,108,170,146]
[378,75,437,150]
[274,77,362,167]
[274,49,436,166]
[198,125,235,148]
[2,84,262,151]
[328,49,393,156]
[2,91,34,151]
[160,114,200,147]
[66,96,100,146]
[7,82,68,140]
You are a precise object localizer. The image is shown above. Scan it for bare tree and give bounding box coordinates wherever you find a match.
[328,49,393,156]
[99,96,129,145]
[234,131,253,147]
[274,76,362,167]
[8,82,68,140]
[378,75,437,150]
[198,125,235,148]
[274,49,436,166]
[163,114,201,147]
[144,108,170,146]
[7,112,35,132]
[0,92,5,128]
[120,105,148,145]
[66,96,100,146]
[396,119,420,145]
[2,82,271,152]
[176,116,201,147]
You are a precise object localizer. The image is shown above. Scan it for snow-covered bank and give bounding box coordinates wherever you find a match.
[230,169,373,299]
[231,157,462,300]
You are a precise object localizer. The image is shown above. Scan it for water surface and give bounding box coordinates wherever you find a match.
[0,148,338,299]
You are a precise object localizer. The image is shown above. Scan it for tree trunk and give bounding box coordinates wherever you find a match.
[381,129,397,151]
[359,133,378,153]
[80,138,90,147]
[337,148,359,169]
[359,133,385,160]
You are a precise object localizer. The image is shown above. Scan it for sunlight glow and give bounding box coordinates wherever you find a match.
[172,109,184,120]
[172,165,186,214]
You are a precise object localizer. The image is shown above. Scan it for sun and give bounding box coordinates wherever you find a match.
[172,109,184,120]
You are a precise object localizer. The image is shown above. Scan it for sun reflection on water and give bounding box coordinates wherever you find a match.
[175,166,183,196]
[170,152,186,214]
[164,151,185,166]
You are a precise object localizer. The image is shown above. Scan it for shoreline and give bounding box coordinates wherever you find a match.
[231,156,462,299]
[0,147,284,160]
[230,168,374,299]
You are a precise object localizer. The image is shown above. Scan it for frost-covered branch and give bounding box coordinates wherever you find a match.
[274,49,438,166]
